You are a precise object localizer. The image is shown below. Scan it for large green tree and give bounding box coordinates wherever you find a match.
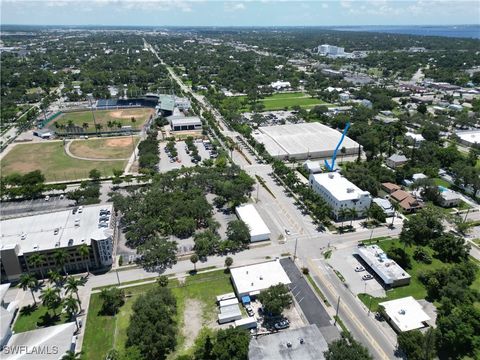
[126,287,177,360]
[324,332,372,360]
[137,237,177,272]
[258,284,293,317]
[397,329,436,360]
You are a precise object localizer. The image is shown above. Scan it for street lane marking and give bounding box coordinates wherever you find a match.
[307,258,390,360]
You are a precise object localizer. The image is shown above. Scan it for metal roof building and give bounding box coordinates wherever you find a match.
[230,260,291,298]
[235,204,271,242]
[168,116,202,132]
[1,322,77,359]
[252,122,359,160]
[249,325,329,360]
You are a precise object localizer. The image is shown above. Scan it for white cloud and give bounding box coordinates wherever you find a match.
[224,1,246,12]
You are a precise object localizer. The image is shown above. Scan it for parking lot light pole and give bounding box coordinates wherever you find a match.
[115,269,120,286]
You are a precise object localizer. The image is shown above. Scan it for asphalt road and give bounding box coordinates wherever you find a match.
[280,258,340,344]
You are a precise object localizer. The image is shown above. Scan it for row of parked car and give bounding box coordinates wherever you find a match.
[98,208,111,228]
[355,265,374,280]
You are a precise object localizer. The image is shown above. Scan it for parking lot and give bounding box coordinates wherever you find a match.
[158,140,212,173]
[328,246,386,297]
[0,196,76,218]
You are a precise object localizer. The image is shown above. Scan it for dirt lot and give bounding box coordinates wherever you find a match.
[69,136,138,160]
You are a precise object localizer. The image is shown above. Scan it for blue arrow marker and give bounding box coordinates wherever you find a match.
[324,122,351,172]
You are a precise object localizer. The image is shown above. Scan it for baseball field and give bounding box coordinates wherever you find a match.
[1,138,133,182]
[53,107,154,130]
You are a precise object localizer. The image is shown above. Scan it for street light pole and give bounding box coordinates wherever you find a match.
[334,296,341,325]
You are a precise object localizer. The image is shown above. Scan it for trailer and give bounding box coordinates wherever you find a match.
[219,298,239,307]
[216,292,236,303]
[234,317,258,330]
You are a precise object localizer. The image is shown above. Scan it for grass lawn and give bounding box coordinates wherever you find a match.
[54,108,154,130]
[358,239,448,313]
[432,178,451,188]
[1,142,127,181]
[237,92,332,112]
[13,304,70,333]
[82,270,234,360]
[69,136,139,160]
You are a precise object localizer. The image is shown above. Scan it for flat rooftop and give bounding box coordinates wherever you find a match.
[0,204,113,255]
[252,122,359,159]
[456,129,480,145]
[357,245,411,285]
[169,116,202,126]
[379,296,431,332]
[235,204,271,238]
[249,325,328,360]
[230,260,291,297]
[310,172,370,201]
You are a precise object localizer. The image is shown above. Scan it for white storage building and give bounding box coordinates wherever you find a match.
[230,260,292,298]
[235,204,271,242]
[218,304,242,324]
[235,317,258,330]
[309,172,372,219]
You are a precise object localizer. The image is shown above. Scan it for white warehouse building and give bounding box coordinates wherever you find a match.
[251,122,360,161]
[235,204,271,242]
[230,260,291,298]
[309,172,372,219]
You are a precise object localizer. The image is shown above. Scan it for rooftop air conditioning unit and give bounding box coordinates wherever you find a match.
[328,173,334,179]
[347,188,354,193]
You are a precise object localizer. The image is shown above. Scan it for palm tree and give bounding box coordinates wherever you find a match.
[82,122,89,132]
[349,208,358,227]
[95,123,103,133]
[391,201,400,227]
[65,276,83,308]
[107,120,114,131]
[28,253,46,280]
[54,249,69,275]
[47,269,63,288]
[338,208,348,228]
[19,273,39,306]
[78,244,90,275]
[63,296,80,330]
[40,287,61,316]
[61,350,82,360]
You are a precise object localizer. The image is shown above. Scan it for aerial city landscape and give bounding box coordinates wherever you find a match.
[0,1,479,359]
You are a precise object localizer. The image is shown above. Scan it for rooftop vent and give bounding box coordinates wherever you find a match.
[347,188,354,193]
[251,282,254,286]
[300,338,304,345]
[286,342,292,348]
[399,309,406,315]
[328,173,334,179]
[259,275,263,280]
[20,233,27,240]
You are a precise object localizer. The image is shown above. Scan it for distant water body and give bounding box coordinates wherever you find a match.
[330,25,480,39]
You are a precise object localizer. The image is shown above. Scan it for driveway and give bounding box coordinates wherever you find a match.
[280,258,340,343]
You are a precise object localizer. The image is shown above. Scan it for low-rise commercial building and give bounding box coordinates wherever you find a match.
[0,204,115,281]
[356,245,411,287]
[438,189,461,208]
[309,172,372,219]
[168,116,202,132]
[249,324,329,360]
[235,204,271,242]
[372,198,395,217]
[379,296,431,332]
[230,260,291,298]
[455,129,480,147]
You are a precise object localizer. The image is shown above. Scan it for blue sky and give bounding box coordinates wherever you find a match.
[2,0,478,26]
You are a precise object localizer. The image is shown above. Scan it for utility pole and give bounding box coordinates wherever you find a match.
[256,182,260,203]
[131,133,136,161]
[115,269,120,286]
[334,296,341,325]
[294,237,298,260]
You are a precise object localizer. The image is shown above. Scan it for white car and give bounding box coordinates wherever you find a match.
[355,266,365,272]
[44,195,50,201]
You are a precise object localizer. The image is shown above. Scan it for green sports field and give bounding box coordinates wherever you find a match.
[53,107,154,130]
[1,141,127,182]
[237,92,332,112]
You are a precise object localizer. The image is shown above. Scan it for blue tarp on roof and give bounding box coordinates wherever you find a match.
[242,296,251,305]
